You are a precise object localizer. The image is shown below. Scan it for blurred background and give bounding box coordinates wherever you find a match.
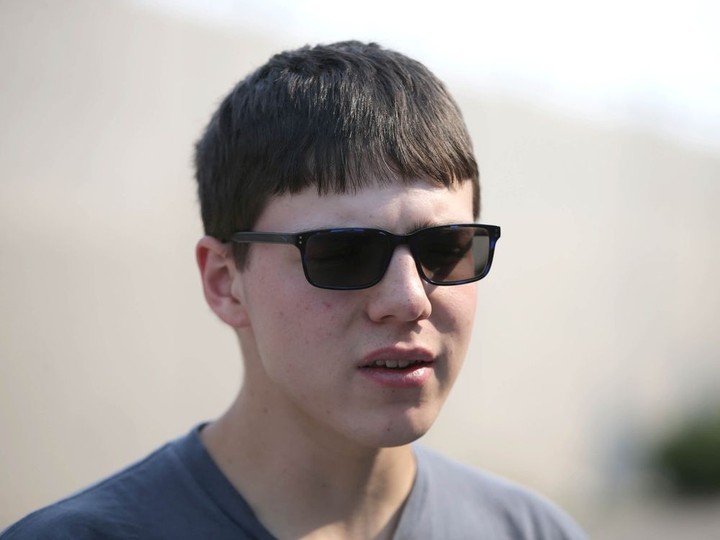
[1,0,719,537]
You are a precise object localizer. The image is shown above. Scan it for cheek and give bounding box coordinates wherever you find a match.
[437,286,477,332]
[248,283,346,363]
[258,301,351,403]
[435,287,477,362]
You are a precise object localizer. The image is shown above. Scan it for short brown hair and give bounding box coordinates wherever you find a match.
[194,41,479,268]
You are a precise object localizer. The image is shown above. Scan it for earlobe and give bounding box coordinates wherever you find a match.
[196,236,251,328]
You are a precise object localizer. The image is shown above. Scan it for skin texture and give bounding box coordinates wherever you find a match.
[196,179,478,539]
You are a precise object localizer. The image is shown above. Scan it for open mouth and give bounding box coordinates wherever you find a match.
[358,347,435,387]
[358,357,434,388]
[364,359,431,370]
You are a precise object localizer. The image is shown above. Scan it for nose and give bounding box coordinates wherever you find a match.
[366,246,432,323]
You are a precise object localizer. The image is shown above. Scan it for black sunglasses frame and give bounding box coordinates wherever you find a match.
[230,224,501,290]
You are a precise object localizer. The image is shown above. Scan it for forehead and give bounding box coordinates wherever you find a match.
[254,179,475,233]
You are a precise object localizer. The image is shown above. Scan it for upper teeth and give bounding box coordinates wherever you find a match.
[373,359,412,369]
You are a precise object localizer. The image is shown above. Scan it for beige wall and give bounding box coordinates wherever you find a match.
[2,0,719,530]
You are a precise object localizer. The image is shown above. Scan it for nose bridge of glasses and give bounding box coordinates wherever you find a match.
[380,232,427,284]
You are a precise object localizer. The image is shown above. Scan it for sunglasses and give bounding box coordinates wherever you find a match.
[230,224,501,290]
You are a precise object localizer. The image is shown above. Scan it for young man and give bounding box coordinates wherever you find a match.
[3,41,585,539]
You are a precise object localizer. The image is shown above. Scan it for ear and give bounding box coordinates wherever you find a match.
[196,236,251,328]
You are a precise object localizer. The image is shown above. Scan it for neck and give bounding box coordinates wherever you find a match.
[201,386,417,540]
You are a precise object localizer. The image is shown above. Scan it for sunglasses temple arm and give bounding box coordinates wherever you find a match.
[230,232,298,245]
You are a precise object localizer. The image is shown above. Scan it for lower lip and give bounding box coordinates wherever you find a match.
[358,364,433,388]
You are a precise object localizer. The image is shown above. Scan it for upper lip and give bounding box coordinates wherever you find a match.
[358,346,435,368]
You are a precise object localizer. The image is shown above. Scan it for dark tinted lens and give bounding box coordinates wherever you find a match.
[303,230,391,288]
[413,226,490,284]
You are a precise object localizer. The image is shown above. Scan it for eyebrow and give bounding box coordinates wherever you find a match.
[407,219,464,234]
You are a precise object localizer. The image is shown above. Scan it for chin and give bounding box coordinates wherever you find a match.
[351,407,440,449]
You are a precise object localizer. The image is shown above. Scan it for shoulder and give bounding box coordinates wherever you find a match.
[1,438,186,540]
[400,445,587,540]
[1,500,134,540]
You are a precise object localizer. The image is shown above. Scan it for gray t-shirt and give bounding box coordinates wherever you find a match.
[1,426,586,539]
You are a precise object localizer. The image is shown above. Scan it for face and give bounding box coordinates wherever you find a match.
[232,179,477,449]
